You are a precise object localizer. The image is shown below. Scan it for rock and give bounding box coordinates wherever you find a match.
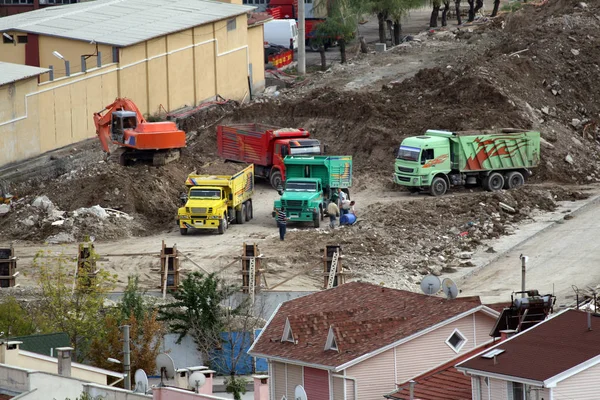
[551,89,559,96]
[485,247,497,253]
[564,214,575,220]
[442,266,458,273]
[540,137,555,149]
[459,251,473,260]
[449,227,461,235]
[46,232,76,244]
[32,195,54,211]
[541,106,550,115]
[0,204,10,215]
[459,260,475,268]
[572,137,583,147]
[89,205,109,219]
[576,1,587,7]
[499,202,516,213]
[430,265,443,276]
[51,220,65,226]
[565,154,575,165]
[22,216,37,227]
[437,255,446,263]
[571,118,582,128]
[571,49,580,56]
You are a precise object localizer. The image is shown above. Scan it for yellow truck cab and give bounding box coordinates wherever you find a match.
[178,164,254,235]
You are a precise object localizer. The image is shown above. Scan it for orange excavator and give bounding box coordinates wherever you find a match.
[93,98,186,166]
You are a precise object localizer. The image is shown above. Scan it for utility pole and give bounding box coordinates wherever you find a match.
[122,325,131,390]
[297,0,306,75]
[520,255,528,298]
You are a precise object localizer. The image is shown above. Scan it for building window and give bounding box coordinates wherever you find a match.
[281,317,294,343]
[17,35,28,44]
[507,382,527,400]
[2,34,14,44]
[324,326,338,352]
[445,329,467,353]
[227,18,237,31]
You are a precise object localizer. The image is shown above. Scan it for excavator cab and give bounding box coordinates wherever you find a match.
[110,111,138,143]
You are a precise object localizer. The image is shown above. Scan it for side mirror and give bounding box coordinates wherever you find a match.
[179,193,188,206]
[323,144,329,154]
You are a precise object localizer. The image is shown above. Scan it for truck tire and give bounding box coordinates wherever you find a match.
[235,208,243,224]
[504,171,525,190]
[313,212,320,228]
[180,227,188,235]
[218,218,226,235]
[246,201,253,221]
[240,204,247,224]
[320,206,324,221]
[430,177,448,196]
[309,39,320,52]
[484,172,504,192]
[270,170,282,189]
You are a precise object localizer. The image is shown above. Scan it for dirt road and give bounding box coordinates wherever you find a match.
[459,197,600,305]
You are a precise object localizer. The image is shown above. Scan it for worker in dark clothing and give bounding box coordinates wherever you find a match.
[275,206,288,240]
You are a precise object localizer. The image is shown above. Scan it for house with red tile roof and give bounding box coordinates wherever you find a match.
[385,342,498,400]
[457,309,600,400]
[248,282,499,400]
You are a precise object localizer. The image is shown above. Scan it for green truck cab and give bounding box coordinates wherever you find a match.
[394,129,541,196]
[273,156,353,228]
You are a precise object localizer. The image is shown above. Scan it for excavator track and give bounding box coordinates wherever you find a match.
[152,149,181,167]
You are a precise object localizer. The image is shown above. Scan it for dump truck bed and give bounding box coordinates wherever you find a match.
[185,164,254,208]
[284,156,353,188]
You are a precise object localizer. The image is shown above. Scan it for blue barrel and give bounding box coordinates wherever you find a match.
[340,214,357,225]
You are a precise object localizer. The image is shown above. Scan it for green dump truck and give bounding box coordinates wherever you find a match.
[177,164,254,235]
[273,156,353,228]
[394,129,541,196]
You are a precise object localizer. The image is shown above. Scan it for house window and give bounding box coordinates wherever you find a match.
[324,326,338,352]
[17,35,28,44]
[227,18,237,31]
[508,382,528,400]
[281,317,294,343]
[2,34,13,44]
[445,329,467,352]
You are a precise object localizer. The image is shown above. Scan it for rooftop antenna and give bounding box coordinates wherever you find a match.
[420,275,441,295]
[188,371,206,393]
[155,353,176,387]
[133,369,149,394]
[442,278,459,299]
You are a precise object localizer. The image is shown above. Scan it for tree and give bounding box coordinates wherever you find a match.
[430,0,450,28]
[313,0,359,65]
[388,0,423,44]
[365,0,424,44]
[225,376,248,400]
[158,272,235,358]
[33,250,117,362]
[89,276,165,388]
[0,296,41,337]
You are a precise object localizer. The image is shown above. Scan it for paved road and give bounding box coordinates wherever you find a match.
[459,200,600,306]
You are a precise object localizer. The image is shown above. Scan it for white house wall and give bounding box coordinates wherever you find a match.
[346,348,396,400]
[553,361,600,399]
[394,312,495,384]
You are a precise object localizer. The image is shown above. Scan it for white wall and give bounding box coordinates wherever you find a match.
[162,334,204,373]
[553,361,600,399]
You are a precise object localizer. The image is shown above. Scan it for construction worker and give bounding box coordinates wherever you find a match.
[349,200,357,216]
[275,206,288,240]
[327,200,340,229]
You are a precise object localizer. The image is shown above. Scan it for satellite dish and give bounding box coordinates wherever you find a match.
[420,275,441,295]
[188,371,206,392]
[133,369,149,394]
[442,278,459,299]
[156,353,176,387]
[295,385,308,400]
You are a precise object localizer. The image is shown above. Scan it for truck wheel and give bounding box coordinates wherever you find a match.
[218,219,226,235]
[504,171,524,190]
[313,213,320,228]
[484,172,504,192]
[270,170,282,189]
[235,208,243,224]
[246,201,253,221]
[320,206,324,221]
[180,227,188,235]
[430,177,448,196]
[309,39,320,52]
[240,204,247,224]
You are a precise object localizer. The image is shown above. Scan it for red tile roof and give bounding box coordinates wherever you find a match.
[484,302,511,313]
[458,309,600,383]
[248,12,273,26]
[250,282,485,368]
[388,342,498,400]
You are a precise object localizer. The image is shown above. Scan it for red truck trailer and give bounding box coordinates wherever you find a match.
[267,0,333,51]
[217,124,322,189]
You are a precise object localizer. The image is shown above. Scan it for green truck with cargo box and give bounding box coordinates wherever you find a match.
[394,129,541,196]
[273,155,353,228]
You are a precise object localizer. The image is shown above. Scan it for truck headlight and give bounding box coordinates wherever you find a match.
[413,178,418,183]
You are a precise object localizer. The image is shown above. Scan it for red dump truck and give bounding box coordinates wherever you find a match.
[217,124,322,189]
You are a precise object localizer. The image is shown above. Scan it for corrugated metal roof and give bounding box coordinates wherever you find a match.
[12,332,70,357]
[0,62,49,86]
[0,0,255,47]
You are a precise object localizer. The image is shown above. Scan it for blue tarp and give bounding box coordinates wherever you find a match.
[210,330,268,375]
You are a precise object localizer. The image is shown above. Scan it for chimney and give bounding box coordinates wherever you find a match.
[56,347,73,377]
[409,380,416,400]
[0,341,22,365]
[588,312,592,331]
[499,329,517,340]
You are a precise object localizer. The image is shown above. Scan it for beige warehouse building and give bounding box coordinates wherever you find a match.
[0,0,268,167]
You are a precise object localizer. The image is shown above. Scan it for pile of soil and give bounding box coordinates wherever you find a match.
[277,186,588,290]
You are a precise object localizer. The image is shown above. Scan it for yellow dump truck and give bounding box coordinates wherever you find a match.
[177,164,254,235]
